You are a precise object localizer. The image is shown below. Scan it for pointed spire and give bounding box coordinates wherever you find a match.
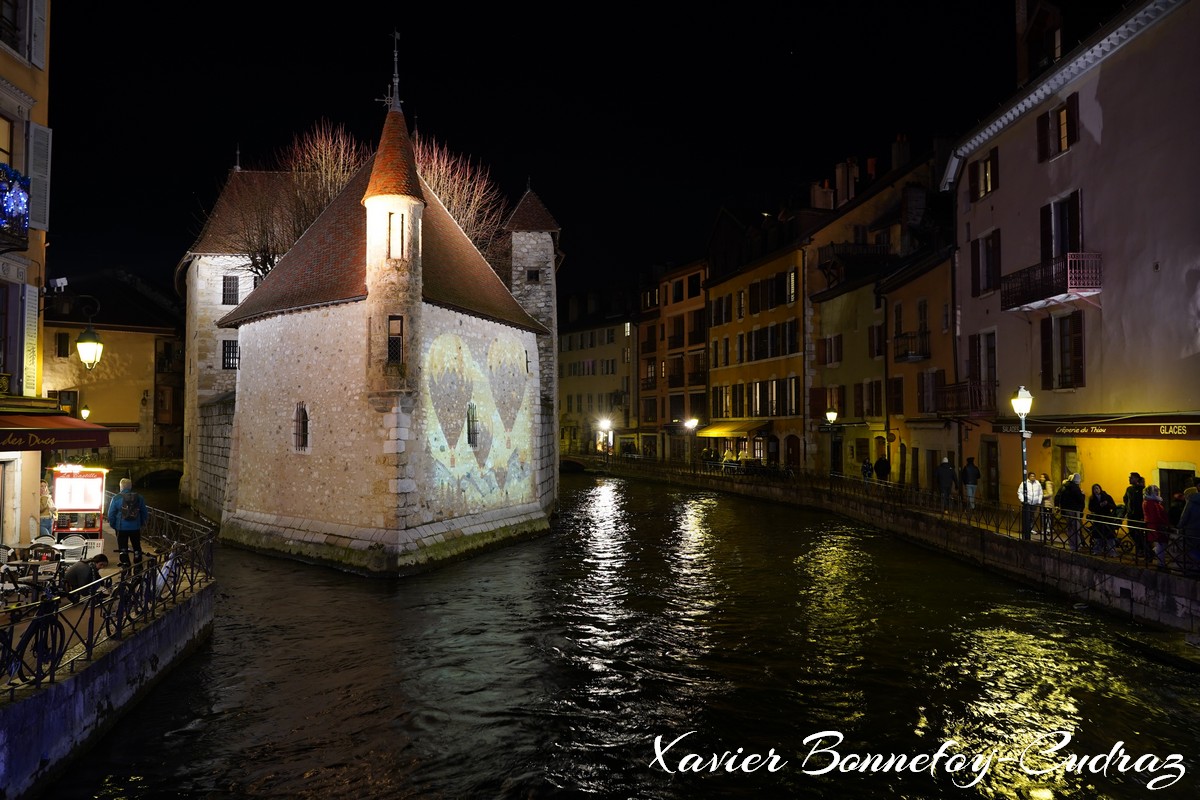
[363,31,424,204]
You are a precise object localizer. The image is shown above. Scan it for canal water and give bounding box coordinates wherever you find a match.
[47,474,1200,798]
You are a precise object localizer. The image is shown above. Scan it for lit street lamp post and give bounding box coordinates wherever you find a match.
[598,418,611,465]
[685,418,698,474]
[1012,386,1034,541]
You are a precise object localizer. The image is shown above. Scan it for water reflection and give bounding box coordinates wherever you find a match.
[45,473,1200,799]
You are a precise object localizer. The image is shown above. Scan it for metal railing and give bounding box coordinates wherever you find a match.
[575,456,1200,576]
[1,500,216,699]
[1000,251,1103,311]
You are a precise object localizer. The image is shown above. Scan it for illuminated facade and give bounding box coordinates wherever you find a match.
[214,96,558,574]
[940,0,1199,505]
[558,296,636,457]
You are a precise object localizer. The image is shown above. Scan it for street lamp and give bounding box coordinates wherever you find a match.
[598,418,611,464]
[80,404,90,420]
[75,324,104,370]
[1011,386,1034,540]
[825,408,838,478]
[685,418,698,473]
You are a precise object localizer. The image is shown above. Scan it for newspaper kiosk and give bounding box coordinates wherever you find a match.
[50,464,109,560]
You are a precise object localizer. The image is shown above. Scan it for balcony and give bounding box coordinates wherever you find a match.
[1000,252,1102,311]
[688,329,705,346]
[641,339,657,354]
[817,242,890,264]
[0,164,30,255]
[667,373,684,388]
[667,333,684,349]
[936,380,997,417]
[687,370,706,386]
[893,330,930,362]
[641,377,657,390]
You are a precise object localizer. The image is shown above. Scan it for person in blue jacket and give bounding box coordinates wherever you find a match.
[107,478,148,568]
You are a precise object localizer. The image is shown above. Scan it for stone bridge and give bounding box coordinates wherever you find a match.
[103,457,184,490]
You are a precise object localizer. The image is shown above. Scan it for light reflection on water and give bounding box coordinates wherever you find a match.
[46,473,1200,799]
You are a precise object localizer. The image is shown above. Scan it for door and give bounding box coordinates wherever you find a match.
[983,439,1000,504]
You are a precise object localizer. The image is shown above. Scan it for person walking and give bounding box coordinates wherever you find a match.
[1177,489,1200,576]
[935,457,959,514]
[1123,472,1148,563]
[1057,473,1087,551]
[1017,471,1043,541]
[107,478,148,569]
[960,457,981,510]
[1088,483,1120,556]
[873,455,891,483]
[1143,485,1170,570]
[861,457,873,485]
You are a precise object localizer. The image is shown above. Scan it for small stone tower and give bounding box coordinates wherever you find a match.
[503,189,561,513]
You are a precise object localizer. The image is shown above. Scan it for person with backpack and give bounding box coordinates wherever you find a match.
[1124,472,1149,563]
[960,457,981,510]
[107,477,148,568]
[1057,473,1087,551]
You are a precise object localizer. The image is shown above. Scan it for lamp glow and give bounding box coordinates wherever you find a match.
[825,408,838,424]
[75,325,104,370]
[80,405,90,420]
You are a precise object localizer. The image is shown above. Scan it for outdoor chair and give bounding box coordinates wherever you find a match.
[58,534,88,563]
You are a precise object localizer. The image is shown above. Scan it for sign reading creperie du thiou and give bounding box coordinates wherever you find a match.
[993,422,1199,439]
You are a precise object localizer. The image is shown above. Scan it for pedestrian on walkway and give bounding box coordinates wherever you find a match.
[107,478,148,569]
[960,457,981,510]
[38,480,55,538]
[1143,485,1170,569]
[1058,473,1086,551]
[861,457,873,485]
[935,457,959,514]
[1124,472,1148,562]
[1088,483,1119,556]
[873,455,891,483]
[1018,471,1043,541]
[1178,489,1200,575]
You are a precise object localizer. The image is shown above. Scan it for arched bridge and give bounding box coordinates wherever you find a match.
[105,457,184,490]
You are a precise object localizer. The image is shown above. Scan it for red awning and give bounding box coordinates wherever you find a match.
[0,413,110,451]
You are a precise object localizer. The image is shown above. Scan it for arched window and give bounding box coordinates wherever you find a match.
[294,402,310,453]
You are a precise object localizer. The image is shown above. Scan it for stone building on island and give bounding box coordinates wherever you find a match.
[212,89,560,574]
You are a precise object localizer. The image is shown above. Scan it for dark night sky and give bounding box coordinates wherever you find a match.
[44,2,1025,296]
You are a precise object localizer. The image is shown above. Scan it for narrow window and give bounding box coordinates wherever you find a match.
[527,269,540,282]
[221,340,240,370]
[388,212,405,258]
[466,402,479,447]
[294,402,310,453]
[222,275,239,305]
[55,331,69,357]
[387,315,404,364]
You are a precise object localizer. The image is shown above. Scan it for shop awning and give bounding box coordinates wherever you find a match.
[696,420,771,438]
[0,413,110,451]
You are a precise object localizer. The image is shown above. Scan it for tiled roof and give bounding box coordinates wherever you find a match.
[363,107,424,204]
[218,109,547,335]
[503,189,559,232]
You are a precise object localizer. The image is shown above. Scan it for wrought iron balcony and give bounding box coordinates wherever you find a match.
[641,376,657,390]
[1000,252,1102,311]
[893,330,930,362]
[641,339,657,354]
[667,333,684,349]
[0,163,30,255]
[817,241,890,265]
[936,379,997,417]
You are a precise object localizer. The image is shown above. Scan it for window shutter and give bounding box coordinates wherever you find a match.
[989,231,1001,290]
[854,384,864,418]
[889,376,904,416]
[1036,112,1049,162]
[1068,190,1082,251]
[1070,309,1085,387]
[968,334,981,382]
[1040,317,1054,390]
[809,387,826,418]
[970,239,981,297]
[967,160,978,201]
[990,147,1000,191]
[27,122,51,230]
[1039,204,1053,265]
[1066,93,1080,147]
[30,0,47,68]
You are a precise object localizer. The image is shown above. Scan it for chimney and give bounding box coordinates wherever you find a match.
[891,134,910,171]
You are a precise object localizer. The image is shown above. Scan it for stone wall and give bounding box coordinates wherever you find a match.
[0,586,215,800]
[195,393,235,522]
